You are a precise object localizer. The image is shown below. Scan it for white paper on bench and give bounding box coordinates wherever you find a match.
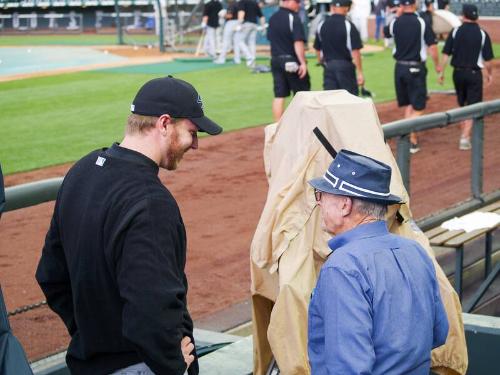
[441,212,500,233]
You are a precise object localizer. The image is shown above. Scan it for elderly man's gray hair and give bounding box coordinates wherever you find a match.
[352,198,387,220]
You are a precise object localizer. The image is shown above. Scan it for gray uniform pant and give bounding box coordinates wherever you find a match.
[203,26,217,59]
[237,22,258,63]
[218,19,240,63]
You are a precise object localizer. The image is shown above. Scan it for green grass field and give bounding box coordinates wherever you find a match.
[1,40,498,176]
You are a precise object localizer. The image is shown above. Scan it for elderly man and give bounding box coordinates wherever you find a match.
[308,149,449,374]
[36,76,222,375]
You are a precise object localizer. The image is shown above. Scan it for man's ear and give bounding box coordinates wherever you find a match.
[157,114,173,135]
[342,197,353,217]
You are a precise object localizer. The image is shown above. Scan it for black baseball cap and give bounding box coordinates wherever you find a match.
[388,0,401,7]
[331,0,351,6]
[401,0,415,4]
[462,4,478,20]
[424,0,433,5]
[131,76,223,135]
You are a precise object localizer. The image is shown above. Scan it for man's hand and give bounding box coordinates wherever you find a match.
[437,72,444,85]
[298,63,307,79]
[181,336,195,369]
[485,74,493,87]
[435,64,442,75]
[357,72,365,86]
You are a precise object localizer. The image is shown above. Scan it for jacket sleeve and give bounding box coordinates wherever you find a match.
[35,198,77,336]
[181,284,199,375]
[116,197,192,375]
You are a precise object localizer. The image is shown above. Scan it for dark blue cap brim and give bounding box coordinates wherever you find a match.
[309,177,403,205]
[191,115,223,135]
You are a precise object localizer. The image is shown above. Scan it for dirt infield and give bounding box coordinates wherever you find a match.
[1,60,499,362]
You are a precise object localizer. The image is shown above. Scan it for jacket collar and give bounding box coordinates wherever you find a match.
[105,143,159,174]
[328,221,389,251]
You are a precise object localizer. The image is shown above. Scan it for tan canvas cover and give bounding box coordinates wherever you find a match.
[250,91,468,375]
[432,10,462,35]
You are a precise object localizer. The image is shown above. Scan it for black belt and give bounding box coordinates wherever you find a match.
[325,59,352,64]
[454,66,480,72]
[274,54,294,59]
[397,60,423,66]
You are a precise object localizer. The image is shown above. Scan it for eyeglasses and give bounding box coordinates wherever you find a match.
[314,189,322,202]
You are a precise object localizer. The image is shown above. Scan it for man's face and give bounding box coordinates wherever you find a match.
[286,0,301,12]
[316,192,349,235]
[161,118,198,170]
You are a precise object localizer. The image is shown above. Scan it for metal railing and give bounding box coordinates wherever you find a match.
[383,99,500,231]
[5,99,500,231]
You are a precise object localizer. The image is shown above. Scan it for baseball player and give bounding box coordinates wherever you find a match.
[215,0,241,64]
[267,0,310,121]
[237,0,266,67]
[439,4,494,150]
[314,0,364,95]
[202,0,223,59]
[384,0,440,154]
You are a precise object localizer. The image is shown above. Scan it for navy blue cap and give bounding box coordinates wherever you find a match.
[131,76,222,135]
[331,0,352,6]
[462,4,478,20]
[309,149,403,205]
[401,0,415,5]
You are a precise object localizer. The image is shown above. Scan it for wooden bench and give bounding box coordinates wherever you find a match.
[425,200,500,301]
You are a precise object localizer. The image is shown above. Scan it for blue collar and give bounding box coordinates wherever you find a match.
[328,221,389,251]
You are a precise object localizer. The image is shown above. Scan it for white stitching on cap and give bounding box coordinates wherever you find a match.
[325,170,339,187]
[329,172,391,196]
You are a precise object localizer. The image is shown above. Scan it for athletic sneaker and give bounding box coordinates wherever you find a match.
[246,57,255,68]
[459,137,471,150]
[410,143,420,154]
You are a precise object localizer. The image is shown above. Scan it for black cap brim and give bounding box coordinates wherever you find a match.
[191,115,223,135]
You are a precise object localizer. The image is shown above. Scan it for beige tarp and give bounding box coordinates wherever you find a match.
[250,90,468,375]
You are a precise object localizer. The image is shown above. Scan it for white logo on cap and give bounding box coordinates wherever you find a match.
[130,104,135,112]
[197,95,204,110]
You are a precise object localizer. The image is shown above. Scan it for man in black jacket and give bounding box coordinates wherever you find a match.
[36,76,223,375]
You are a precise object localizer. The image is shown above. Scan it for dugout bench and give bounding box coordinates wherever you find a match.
[425,200,500,301]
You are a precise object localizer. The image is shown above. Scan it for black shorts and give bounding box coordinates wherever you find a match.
[394,63,427,111]
[453,68,483,107]
[323,60,358,96]
[271,56,311,98]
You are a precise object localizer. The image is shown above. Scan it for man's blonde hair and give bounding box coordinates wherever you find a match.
[126,113,159,134]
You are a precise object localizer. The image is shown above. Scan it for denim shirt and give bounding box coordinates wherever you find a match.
[308,221,448,375]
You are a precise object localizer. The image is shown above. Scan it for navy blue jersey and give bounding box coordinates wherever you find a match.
[314,14,363,62]
[267,7,306,57]
[203,0,223,27]
[385,12,436,62]
[238,0,263,23]
[442,23,494,69]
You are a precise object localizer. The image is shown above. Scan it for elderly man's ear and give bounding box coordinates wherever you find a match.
[342,197,353,217]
